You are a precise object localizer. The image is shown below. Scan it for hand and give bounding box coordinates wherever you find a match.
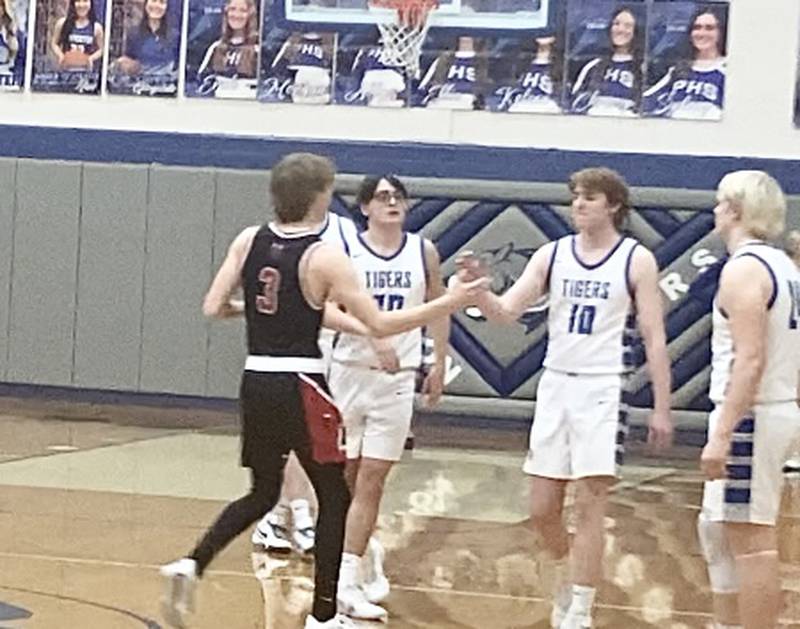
[647,409,673,451]
[700,433,730,480]
[420,363,445,408]
[455,250,489,282]
[447,274,490,306]
[370,337,400,374]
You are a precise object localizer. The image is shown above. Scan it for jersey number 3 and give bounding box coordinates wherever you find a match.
[256,267,281,314]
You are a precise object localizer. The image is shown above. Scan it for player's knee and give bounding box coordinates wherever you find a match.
[529,499,561,531]
[698,512,739,594]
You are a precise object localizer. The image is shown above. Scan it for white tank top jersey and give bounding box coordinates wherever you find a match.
[543,235,640,375]
[316,212,358,355]
[332,231,428,370]
[318,211,358,250]
[710,242,800,404]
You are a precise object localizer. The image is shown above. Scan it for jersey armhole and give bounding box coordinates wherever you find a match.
[736,252,778,309]
[299,241,326,311]
[544,239,559,293]
[625,241,639,299]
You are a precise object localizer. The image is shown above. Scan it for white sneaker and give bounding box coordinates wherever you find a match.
[337,584,388,621]
[560,608,592,629]
[784,456,800,474]
[252,511,293,554]
[304,613,357,628]
[550,602,568,628]
[159,558,197,628]
[362,538,389,604]
[291,504,316,555]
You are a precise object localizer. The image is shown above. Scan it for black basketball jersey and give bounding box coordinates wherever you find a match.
[242,224,323,358]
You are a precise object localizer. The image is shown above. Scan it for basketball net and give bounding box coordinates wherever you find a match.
[368,0,438,77]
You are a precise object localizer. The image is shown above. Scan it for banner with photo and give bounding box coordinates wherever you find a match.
[643,0,728,120]
[106,0,182,96]
[565,0,646,117]
[1,0,31,90]
[31,0,107,93]
[258,6,336,107]
[184,0,259,99]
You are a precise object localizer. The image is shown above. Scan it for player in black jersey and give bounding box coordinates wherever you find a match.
[159,152,486,629]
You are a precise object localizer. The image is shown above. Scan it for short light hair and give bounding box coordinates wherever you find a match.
[717,170,786,241]
[270,153,335,223]
[568,167,631,230]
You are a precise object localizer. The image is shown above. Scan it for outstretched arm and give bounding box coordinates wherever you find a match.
[462,242,555,324]
[314,244,485,337]
[421,239,449,407]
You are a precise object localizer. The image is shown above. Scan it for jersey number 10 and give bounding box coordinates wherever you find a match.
[375,294,404,311]
[568,304,596,335]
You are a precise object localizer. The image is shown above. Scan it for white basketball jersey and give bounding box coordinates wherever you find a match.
[332,231,427,370]
[317,212,358,362]
[319,211,358,250]
[710,242,800,404]
[543,235,639,375]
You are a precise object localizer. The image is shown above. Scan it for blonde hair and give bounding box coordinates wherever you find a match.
[717,170,786,241]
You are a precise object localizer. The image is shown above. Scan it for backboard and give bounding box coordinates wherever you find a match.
[283,0,552,31]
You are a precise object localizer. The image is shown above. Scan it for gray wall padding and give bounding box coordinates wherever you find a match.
[7,161,81,385]
[0,158,798,432]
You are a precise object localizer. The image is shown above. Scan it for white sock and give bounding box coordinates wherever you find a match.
[340,552,362,588]
[714,624,743,629]
[290,499,313,528]
[552,557,571,610]
[570,584,595,615]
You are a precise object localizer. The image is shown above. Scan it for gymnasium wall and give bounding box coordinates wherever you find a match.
[1,0,799,160]
[0,151,797,426]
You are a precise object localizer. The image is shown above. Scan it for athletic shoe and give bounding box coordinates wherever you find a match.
[337,584,388,621]
[252,511,293,554]
[362,537,390,604]
[291,500,316,555]
[304,613,357,628]
[159,558,197,628]
[559,609,592,629]
[784,456,800,474]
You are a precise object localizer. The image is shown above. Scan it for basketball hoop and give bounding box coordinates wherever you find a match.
[368,0,438,77]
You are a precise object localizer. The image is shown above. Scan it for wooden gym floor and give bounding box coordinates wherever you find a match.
[0,395,798,628]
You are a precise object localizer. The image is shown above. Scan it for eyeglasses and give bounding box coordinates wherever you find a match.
[372,190,405,203]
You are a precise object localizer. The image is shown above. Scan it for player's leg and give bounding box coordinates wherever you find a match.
[560,373,624,629]
[293,373,353,627]
[253,452,317,554]
[727,523,779,629]
[697,510,741,629]
[524,369,572,626]
[159,372,290,627]
[338,371,414,620]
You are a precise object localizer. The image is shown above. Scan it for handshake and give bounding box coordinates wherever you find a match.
[446,250,493,306]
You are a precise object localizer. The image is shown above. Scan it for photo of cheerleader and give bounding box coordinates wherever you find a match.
[259,30,335,105]
[31,0,105,93]
[486,24,564,114]
[567,2,645,117]
[643,2,728,120]
[418,35,491,110]
[107,0,181,96]
[333,30,407,108]
[0,0,27,89]
[185,0,258,98]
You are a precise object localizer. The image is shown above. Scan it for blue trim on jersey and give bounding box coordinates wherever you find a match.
[624,241,638,298]
[4,124,800,193]
[420,237,429,296]
[735,252,778,310]
[570,234,626,270]
[544,239,558,291]
[336,217,351,255]
[356,231,408,261]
